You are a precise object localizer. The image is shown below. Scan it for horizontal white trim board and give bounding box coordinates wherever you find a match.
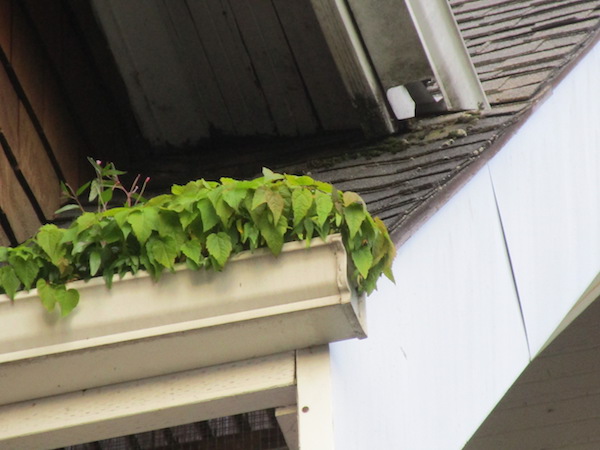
[330,39,600,449]
[0,352,297,450]
[0,235,365,406]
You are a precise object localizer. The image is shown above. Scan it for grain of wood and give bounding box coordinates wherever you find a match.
[309,0,395,137]
[0,0,11,60]
[186,0,275,136]
[158,0,235,136]
[0,61,19,151]
[0,134,40,242]
[11,5,45,127]
[17,104,60,220]
[272,0,359,132]
[228,0,318,136]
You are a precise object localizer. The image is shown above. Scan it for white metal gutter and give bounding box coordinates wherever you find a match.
[0,235,365,407]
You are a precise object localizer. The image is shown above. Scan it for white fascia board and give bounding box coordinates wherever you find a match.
[0,235,365,406]
[330,168,529,449]
[329,38,600,449]
[488,39,600,356]
[0,352,296,450]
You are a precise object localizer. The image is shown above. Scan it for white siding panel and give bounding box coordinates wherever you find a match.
[330,169,529,449]
[489,41,600,357]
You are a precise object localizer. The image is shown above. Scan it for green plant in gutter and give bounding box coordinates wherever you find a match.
[0,165,395,316]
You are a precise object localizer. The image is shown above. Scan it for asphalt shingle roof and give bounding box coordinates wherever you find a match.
[278,0,600,244]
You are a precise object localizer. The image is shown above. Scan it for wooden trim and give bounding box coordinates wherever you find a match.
[0,352,296,449]
[296,346,335,449]
[309,0,396,137]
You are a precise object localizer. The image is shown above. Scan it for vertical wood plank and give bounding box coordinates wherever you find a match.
[0,0,11,60]
[17,104,60,220]
[186,0,276,136]
[227,0,318,136]
[0,135,41,242]
[11,4,45,127]
[158,0,235,136]
[309,0,396,137]
[0,224,9,246]
[0,59,18,152]
[272,0,360,132]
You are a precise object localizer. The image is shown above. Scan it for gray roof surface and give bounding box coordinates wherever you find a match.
[279,0,600,244]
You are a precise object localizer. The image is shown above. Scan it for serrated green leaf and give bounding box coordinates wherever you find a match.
[11,256,38,291]
[127,207,159,244]
[0,266,20,299]
[147,237,178,269]
[343,191,362,207]
[89,249,102,276]
[181,240,202,265]
[197,198,219,232]
[352,246,373,279]
[266,190,284,224]
[262,167,284,181]
[292,188,313,226]
[222,187,248,211]
[76,212,98,232]
[344,203,365,239]
[206,232,232,268]
[256,215,284,255]
[315,192,333,227]
[36,225,66,267]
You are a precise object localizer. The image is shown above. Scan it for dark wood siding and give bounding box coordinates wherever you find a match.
[0,0,88,243]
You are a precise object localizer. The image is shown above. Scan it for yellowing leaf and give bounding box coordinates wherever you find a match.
[344,203,366,238]
[352,246,373,279]
[292,188,313,226]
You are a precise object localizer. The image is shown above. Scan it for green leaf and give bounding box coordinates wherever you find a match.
[222,187,248,211]
[266,189,285,224]
[344,204,366,239]
[76,212,98,232]
[11,256,39,291]
[0,266,20,299]
[54,204,82,215]
[197,198,219,232]
[242,222,259,249]
[262,167,284,182]
[147,237,178,269]
[58,288,80,317]
[76,180,91,196]
[36,225,66,268]
[292,188,313,226]
[181,239,202,265]
[315,192,333,227]
[0,247,8,262]
[352,246,373,279]
[256,215,284,255]
[343,191,362,207]
[89,249,102,276]
[127,207,159,244]
[37,279,56,311]
[206,232,232,268]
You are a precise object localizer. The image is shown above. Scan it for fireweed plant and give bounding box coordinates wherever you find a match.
[0,163,395,316]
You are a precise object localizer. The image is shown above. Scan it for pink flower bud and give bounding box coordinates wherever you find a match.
[96,160,102,165]
[145,177,151,183]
